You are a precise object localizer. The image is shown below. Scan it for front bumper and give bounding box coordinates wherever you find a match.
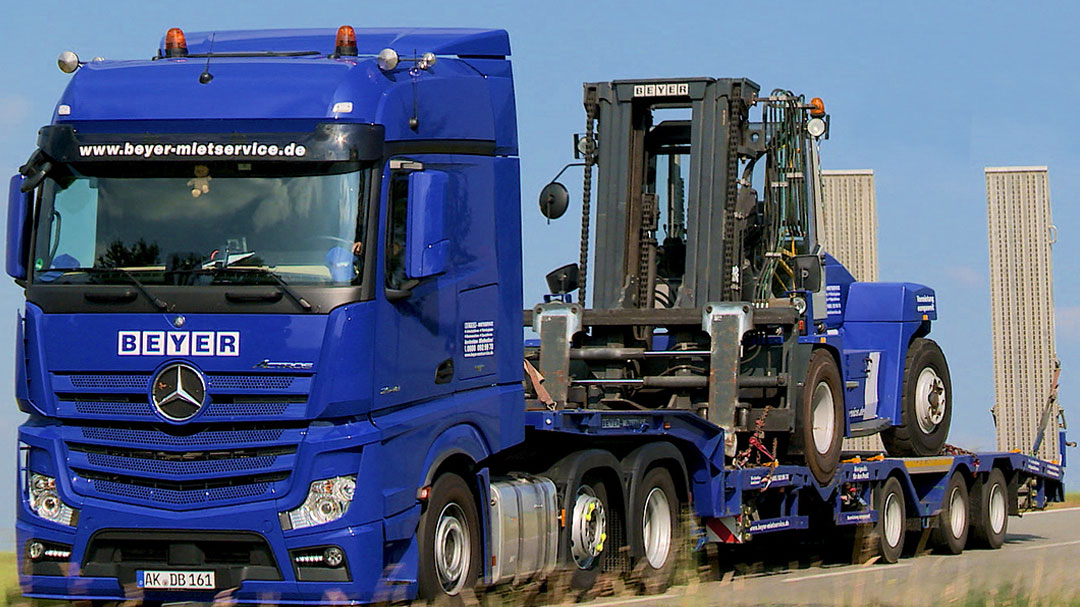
[18,517,390,603]
[17,419,415,604]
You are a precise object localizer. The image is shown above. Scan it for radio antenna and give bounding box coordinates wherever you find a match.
[199,33,216,84]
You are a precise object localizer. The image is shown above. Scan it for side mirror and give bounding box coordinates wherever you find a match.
[405,170,449,279]
[793,254,822,292]
[538,182,569,219]
[7,174,31,280]
[545,263,579,295]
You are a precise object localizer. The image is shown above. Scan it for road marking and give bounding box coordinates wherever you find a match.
[780,563,911,583]
[1020,506,1080,516]
[1016,539,1080,551]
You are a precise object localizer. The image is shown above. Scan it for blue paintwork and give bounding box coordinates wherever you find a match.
[6,175,28,280]
[805,252,939,431]
[53,29,517,155]
[406,170,450,278]
[17,27,524,603]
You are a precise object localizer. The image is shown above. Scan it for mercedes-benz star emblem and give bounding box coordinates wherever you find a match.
[151,363,207,421]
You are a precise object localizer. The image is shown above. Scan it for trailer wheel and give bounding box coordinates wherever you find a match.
[631,467,683,594]
[874,477,906,563]
[416,473,481,603]
[932,472,970,554]
[801,349,844,484]
[882,338,952,457]
[970,468,1008,549]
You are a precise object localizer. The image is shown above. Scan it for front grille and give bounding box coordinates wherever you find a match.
[52,371,312,423]
[207,375,295,391]
[75,401,155,417]
[77,470,288,506]
[86,452,279,476]
[64,373,298,392]
[78,425,287,447]
[54,369,312,508]
[70,374,151,390]
[70,442,294,477]
[87,477,274,505]
[65,423,305,509]
[69,400,297,418]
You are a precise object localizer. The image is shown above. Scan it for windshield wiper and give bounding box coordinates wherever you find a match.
[198,266,314,313]
[65,267,171,311]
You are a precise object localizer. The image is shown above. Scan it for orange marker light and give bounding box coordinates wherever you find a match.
[335,25,358,57]
[164,28,188,58]
[809,97,826,117]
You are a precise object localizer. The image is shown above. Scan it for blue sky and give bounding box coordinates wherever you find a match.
[0,2,1077,541]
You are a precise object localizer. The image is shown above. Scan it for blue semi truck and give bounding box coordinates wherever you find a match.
[8,26,1066,605]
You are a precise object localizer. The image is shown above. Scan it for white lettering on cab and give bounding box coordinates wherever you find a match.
[118,331,239,357]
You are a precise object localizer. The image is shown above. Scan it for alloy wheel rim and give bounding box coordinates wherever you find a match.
[434,503,470,595]
[642,487,673,569]
[915,367,946,433]
[812,381,836,455]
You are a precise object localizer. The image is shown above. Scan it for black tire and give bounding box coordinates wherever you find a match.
[631,467,684,594]
[416,473,481,604]
[932,472,970,554]
[970,468,1009,549]
[873,477,906,564]
[882,338,952,457]
[566,477,613,590]
[801,349,844,485]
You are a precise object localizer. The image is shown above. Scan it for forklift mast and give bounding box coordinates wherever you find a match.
[581,77,825,310]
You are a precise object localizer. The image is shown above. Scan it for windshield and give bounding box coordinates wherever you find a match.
[32,167,369,286]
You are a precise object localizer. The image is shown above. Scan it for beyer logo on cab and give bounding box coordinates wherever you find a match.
[151,363,207,422]
[118,330,239,357]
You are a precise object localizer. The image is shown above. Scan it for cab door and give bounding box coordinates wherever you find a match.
[371,157,457,411]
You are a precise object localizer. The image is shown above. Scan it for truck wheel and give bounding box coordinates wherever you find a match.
[631,467,683,594]
[874,477,906,563]
[970,468,1008,549]
[801,349,844,484]
[566,476,615,590]
[932,472,969,554]
[882,338,952,457]
[569,480,609,571]
[416,473,481,603]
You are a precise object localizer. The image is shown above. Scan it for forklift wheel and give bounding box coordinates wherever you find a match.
[801,349,844,484]
[882,338,952,457]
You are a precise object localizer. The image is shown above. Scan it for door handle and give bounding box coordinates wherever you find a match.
[435,359,454,384]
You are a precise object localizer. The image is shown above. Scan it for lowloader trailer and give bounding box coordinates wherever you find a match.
[8,26,1066,605]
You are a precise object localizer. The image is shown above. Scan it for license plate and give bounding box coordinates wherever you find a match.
[137,570,216,590]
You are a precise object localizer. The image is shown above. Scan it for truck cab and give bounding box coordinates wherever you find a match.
[10,27,525,603]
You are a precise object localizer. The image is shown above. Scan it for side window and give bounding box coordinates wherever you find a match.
[385,171,410,288]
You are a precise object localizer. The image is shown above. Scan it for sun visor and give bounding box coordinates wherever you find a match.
[37,122,385,166]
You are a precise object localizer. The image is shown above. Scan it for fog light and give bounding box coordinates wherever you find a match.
[324,546,344,568]
[28,542,44,561]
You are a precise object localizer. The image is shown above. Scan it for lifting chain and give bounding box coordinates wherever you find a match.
[720,92,745,301]
[577,87,598,306]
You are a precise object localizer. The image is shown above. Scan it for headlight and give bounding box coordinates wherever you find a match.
[282,475,356,530]
[28,474,77,526]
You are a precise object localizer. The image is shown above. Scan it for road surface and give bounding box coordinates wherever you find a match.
[559,507,1080,607]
